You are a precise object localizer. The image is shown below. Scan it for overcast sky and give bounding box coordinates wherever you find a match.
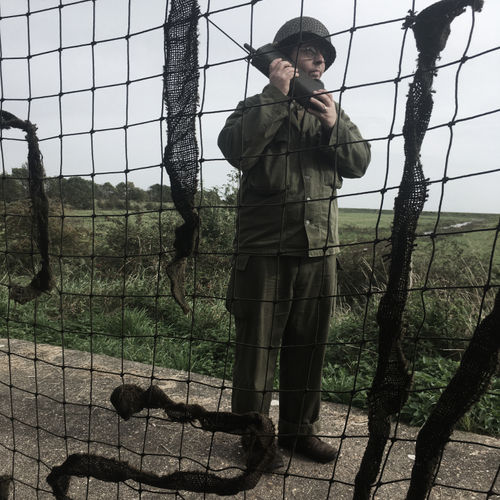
[0,0,499,213]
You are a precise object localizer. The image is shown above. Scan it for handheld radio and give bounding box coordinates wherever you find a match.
[244,43,325,111]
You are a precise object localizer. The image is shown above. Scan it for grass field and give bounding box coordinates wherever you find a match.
[1,203,498,436]
[339,208,499,264]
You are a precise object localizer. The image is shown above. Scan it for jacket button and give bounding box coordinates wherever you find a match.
[305,219,311,225]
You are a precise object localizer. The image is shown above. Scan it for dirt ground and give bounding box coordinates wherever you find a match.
[0,338,498,499]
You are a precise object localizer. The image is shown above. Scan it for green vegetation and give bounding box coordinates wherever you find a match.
[0,174,498,436]
[1,164,173,210]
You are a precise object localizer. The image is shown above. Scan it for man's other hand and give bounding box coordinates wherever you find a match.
[308,89,338,129]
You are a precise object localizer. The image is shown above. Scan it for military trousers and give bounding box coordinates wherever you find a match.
[227,254,336,436]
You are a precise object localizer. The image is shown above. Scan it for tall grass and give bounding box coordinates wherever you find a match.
[0,202,498,436]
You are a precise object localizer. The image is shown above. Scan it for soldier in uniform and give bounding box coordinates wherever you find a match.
[218,16,371,468]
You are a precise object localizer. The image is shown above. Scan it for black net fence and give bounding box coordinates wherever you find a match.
[0,0,499,498]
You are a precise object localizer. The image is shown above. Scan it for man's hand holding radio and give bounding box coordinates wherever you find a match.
[269,58,337,129]
[269,58,299,95]
[309,89,337,129]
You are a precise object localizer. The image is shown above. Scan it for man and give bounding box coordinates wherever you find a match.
[217,16,371,467]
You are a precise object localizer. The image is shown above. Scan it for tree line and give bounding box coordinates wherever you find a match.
[0,165,175,210]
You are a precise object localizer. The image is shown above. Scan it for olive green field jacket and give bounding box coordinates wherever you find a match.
[217,84,371,257]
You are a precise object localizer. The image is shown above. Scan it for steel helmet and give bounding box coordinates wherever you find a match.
[273,16,336,69]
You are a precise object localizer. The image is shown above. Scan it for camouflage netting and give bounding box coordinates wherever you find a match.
[46,384,277,498]
[0,110,52,304]
[0,0,497,498]
[163,0,201,314]
[354,1,496,499]
[407,288,500,499]
[0,475,11,500]
[41,1,280,496]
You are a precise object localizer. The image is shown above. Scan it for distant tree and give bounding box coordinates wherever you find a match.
[45,176,62,200]
[114,181,147,204]
[221,170,239,205]
[129,184,147,203]
[147,183,172,202]
[95,182,117,200]
[0,165,29,203]
[61,177,93,209]
[115,182,127,201]
[199,187,223,206]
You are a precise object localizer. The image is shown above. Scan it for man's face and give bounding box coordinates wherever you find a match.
[290,44,326,80]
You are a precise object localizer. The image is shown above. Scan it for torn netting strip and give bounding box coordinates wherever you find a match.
[47,384,277,498]
[163,0,200,314]
[0,110,52,304]
[407,288,499,499]
[353,1,486,498]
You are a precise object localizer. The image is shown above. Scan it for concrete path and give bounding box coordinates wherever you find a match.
[0,339,498,499]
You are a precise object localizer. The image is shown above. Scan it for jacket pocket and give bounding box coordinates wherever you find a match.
[245,153,288,194]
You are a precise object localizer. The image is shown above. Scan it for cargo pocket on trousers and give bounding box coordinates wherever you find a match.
[225,254,250,317]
